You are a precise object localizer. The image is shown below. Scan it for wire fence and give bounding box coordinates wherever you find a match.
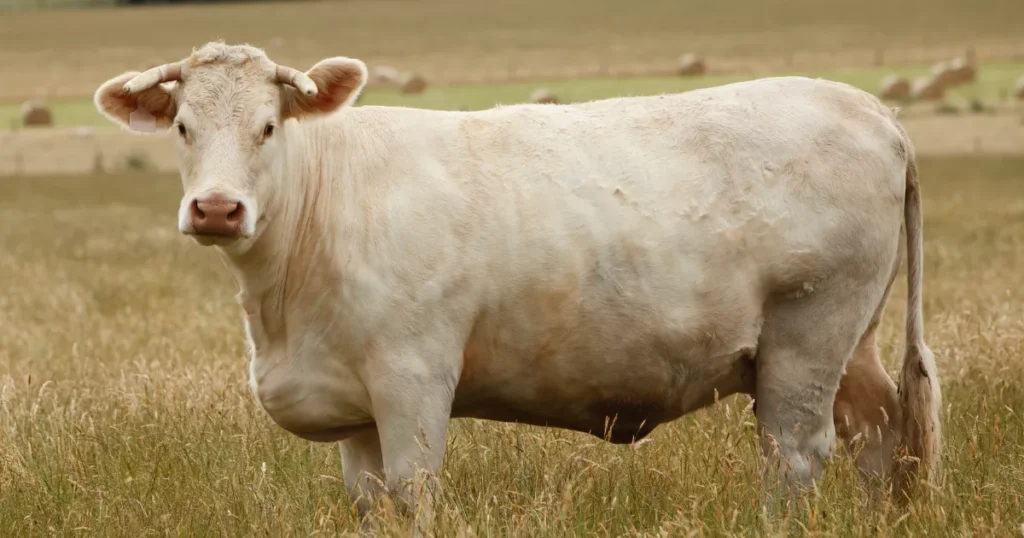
[2,0,115,10]
[0,0,304,11]
[3,104,1023,178]
[419,40,1024,87]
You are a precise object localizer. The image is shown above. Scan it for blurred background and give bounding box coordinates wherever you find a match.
[1,1,1023,536]
[2,0,1023,174]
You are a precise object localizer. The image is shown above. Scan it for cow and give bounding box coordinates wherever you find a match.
[93,41,941,531]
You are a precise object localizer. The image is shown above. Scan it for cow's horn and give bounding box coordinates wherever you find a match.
[123,61,184,94]
[275,65,318,97]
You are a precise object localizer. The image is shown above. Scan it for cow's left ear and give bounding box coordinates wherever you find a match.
[281,57,367,120]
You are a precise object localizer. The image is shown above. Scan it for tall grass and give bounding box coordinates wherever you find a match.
[2,156,1024,536]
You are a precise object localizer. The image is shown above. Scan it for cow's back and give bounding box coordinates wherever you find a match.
[421,75,909,298]
[502,76,904,212]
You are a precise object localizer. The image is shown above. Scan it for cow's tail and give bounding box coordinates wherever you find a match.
[892,154,942,501]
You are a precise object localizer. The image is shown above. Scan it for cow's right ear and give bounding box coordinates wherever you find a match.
[94,71,177,133]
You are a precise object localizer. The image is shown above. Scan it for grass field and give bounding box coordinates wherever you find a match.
[2,0,1024,101]
[1,156,1023,536]
[3,0,1024,534]
[3,61,1024,129]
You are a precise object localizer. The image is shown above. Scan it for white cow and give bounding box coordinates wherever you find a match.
[94,42,941,529]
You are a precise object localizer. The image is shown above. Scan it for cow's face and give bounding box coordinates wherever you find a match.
[94,42,366,253]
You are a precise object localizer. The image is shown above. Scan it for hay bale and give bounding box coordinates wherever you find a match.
[20,101,53,127]
[929,57,977,89]
[928,61,958,88]
[369,65,402,88]
[931,62,957,88]
[1015,75,1024,100]
[677,53,706,76]
[400,73,428,95]
[911,75,945,102]
[529,88,558,104]
[946,56,977,86]
[879,75,911,101]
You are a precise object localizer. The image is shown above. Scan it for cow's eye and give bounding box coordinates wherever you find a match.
[176,123,186,138]
[263,123,275,139]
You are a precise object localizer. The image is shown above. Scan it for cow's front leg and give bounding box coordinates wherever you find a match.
[339,428,385,527]
[367,345,457,535]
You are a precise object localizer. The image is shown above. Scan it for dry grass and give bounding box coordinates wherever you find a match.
[1,156,1023,536]
[2,0,1024,101]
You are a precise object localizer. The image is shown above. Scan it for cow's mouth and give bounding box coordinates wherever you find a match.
[188,231,244,247]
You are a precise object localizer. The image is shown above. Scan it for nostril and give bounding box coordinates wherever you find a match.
[190,199,206,220]
[226,202,244,223]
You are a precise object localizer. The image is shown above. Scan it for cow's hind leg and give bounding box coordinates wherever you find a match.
[754,275,888,503]
[833,258,902,485]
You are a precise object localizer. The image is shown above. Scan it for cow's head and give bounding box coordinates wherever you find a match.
[94,42,366,252]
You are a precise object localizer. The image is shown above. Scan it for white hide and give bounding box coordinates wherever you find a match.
[94,45,939,528]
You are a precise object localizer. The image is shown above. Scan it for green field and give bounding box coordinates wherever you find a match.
[1,0,1023,102]
[3,61,1023,129]
[1,157,1023,536]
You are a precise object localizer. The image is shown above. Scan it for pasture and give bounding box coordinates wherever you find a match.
[2,0,1024,102]
[3,0,1024,535]
[2,157,1024,536]
[3,61,1024,128]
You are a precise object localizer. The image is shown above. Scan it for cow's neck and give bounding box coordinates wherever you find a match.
[222,120,344,334]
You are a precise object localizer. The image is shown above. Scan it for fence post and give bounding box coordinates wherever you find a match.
[93,150,105,174]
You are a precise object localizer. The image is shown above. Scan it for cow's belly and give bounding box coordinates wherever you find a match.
[451,264,763,443]
[451,347,758,444]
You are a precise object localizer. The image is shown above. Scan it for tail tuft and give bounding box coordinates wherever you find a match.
[892,157,942,501]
